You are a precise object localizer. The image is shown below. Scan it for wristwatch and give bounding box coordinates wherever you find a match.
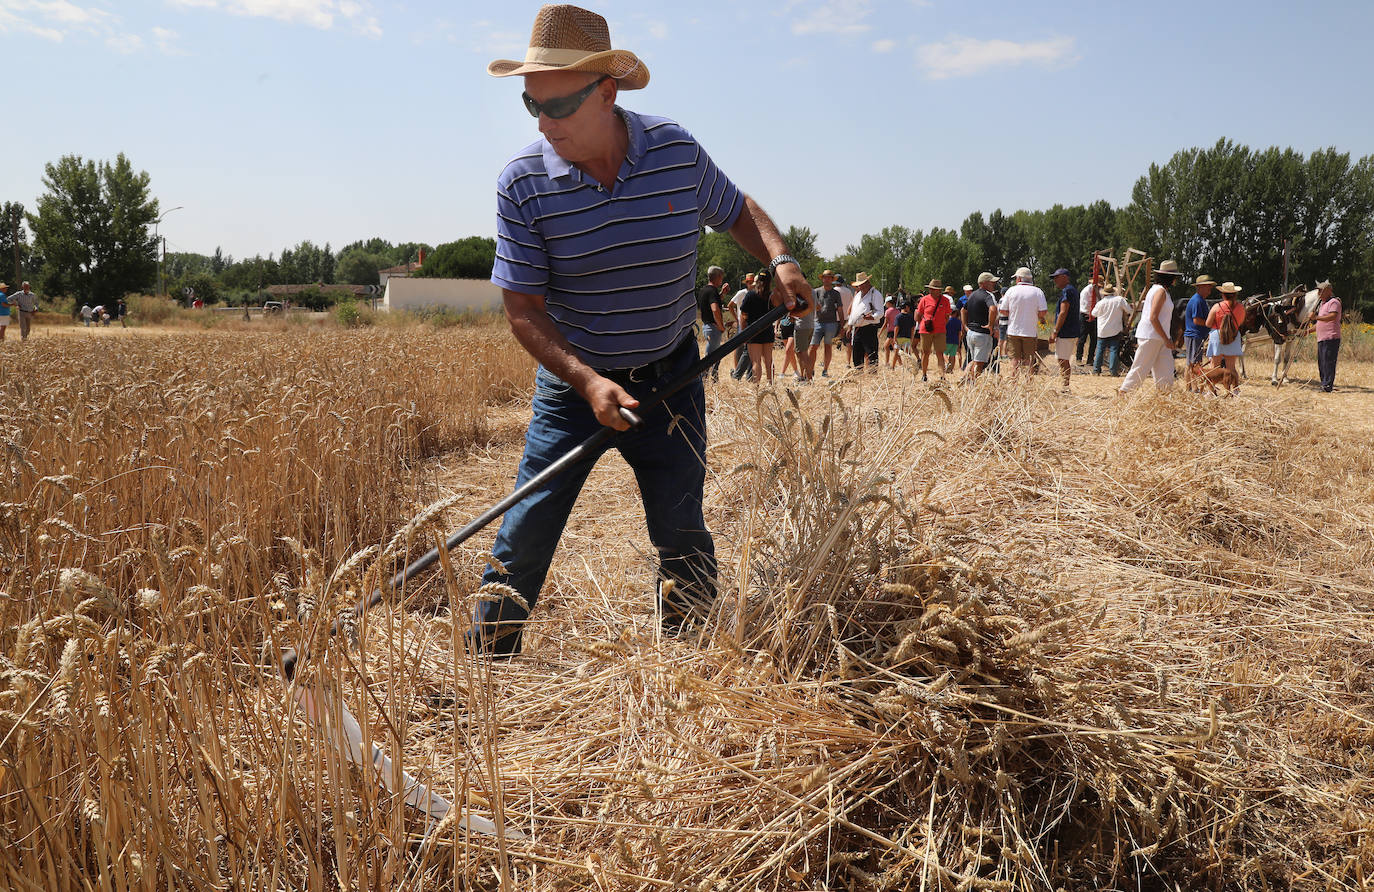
[769,254,799,274]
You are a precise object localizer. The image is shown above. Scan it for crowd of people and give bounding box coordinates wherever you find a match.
[695,261,1347,394]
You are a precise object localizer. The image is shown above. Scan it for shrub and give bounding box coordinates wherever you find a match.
[334,299,375,328]
[127,294,178,325]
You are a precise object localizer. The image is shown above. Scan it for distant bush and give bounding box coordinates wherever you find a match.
[334,299,376,328]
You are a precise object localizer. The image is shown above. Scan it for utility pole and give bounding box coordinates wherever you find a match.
[153,205,183,298]
[12,212,19,285]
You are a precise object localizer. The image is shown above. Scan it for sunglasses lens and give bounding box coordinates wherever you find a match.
[521,93,541,118]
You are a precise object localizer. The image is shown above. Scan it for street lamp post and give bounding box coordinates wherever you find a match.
[154,206,183,299]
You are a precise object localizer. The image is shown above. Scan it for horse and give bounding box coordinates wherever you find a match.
[1240,287,1321,385]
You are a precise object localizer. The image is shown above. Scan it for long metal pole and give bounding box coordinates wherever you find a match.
[281,298,796,679]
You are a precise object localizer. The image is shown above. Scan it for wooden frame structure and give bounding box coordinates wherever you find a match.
[1091,248,1153,308]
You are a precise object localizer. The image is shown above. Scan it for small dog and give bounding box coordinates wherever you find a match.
[1186,362,1240,396]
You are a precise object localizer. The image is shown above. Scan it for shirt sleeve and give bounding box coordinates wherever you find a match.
[491,181,550,296]
[693,139,745,232]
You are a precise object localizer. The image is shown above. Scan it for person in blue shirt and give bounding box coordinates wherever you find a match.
[1049,269,1081,389]
[1182,275,1216,380]
[477,5,812,655]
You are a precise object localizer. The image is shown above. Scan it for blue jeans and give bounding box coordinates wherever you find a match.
[1094,333,1122,375]
[473,349,716,655]
[701,323,724,379]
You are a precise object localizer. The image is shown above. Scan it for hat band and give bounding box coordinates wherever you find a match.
[525,45,603,65]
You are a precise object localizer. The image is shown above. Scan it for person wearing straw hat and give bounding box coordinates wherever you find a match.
[1119,259,1183,393]
[1204,282,1246,394]
[915,279,950,381]
[1311,280,1342,392]
[808,270,844,377]
[846,272,885,370]
[476,4,812,654]
[1182,274,1217,384]
[0,283,10,341]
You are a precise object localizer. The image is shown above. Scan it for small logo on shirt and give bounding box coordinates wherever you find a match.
[667,201,673,213]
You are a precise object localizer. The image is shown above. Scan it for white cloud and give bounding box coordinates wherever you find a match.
[167,0,380,33]
[791,0,873,36]
[105,32,143,53]
[873,38,896,53]
[152,25,188,54]
[647,21,667,40]
[0,0,114,41]
[916,35,1076,80]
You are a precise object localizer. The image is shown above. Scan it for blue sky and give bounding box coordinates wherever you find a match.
[3,0,1370,262]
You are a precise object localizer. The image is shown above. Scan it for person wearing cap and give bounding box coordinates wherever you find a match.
[846,272,884,370]
[1119,260,1183,394]
[1048,268,1080,390]
[1311,280,1342,392]
[10,281,38,340]
[808,270,844,377]
[1001,267,1047,376]
[1089,284,1130,375]
[961,273,1000,380]
[477,4,812,654]
[915,279,950,381]
[1182,274,1217,384]
[697,266,727,381]
[1204,282,1246,393]
[1075,272,1102,367]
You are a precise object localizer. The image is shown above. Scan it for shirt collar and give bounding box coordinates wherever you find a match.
[542,106,645,182]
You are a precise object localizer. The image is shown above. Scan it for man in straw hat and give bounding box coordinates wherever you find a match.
[476,5,812,655]
[914,279,950,381]
[1182,274,1217,384]
[1119,259,1184,393]
[846,272,885,370]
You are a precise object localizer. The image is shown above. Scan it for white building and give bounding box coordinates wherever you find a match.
[382,277,503,314]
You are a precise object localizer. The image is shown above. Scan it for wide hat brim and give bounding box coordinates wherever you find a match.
[488,48,650,90]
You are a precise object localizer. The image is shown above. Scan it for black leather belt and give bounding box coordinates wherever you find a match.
[596,336,694,386]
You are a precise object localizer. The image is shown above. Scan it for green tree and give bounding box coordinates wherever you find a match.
[1,201,32,285]
[29,153,159,302]
[414,237,497,278]
[962,209,1028,283]
[832,226,923,294]
[277,240,334,283]
[335,249,388,287]
[907,228,981,295]
[696,230,759,290]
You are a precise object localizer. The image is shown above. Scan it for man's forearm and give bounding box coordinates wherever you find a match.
[728,195,788,263]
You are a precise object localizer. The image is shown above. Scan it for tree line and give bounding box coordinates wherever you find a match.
[7,142,1371,312]
[699,139,1373,310]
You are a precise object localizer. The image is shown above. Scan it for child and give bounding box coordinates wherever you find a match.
[892,301,915,368]
[943,296,963,374]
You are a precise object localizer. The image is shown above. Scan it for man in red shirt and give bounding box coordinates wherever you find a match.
[915,279,951,382]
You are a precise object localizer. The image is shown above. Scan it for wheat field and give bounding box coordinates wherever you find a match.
[2,324,1373,890]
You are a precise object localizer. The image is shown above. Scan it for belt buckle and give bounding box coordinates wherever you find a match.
[628,365,648,383]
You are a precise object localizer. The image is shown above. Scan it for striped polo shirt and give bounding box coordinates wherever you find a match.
[492,108,744,370]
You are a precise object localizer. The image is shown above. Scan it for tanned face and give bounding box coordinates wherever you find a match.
[524,70,618,164]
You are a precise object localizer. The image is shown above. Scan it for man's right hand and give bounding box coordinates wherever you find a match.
[582,375,641,431]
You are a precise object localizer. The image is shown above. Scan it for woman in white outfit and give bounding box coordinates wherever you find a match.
[1119,259,1183,393]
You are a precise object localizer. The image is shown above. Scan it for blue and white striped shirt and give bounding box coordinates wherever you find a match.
[492,108,744,370]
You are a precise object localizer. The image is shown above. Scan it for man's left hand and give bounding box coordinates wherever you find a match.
[773,264,812,316]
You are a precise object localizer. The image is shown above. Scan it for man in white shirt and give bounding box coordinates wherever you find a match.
[845,271,884,370]
[1000,267,1047,376]
[1089,284,1130,375]
[1076,274,1101,366]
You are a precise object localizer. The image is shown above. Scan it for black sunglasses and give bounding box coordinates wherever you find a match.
[522,75,609,120]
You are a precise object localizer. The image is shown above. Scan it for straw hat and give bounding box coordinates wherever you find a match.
[487,5,650,90]
[851,272,871,287]
[1155,259,1181,277]
[1194,274,1217,287]
[943,285,955,295]
[926,279,943,291]
[1102,284,1116,294]
[1217,282,1242,294]
[821,269,834,278]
